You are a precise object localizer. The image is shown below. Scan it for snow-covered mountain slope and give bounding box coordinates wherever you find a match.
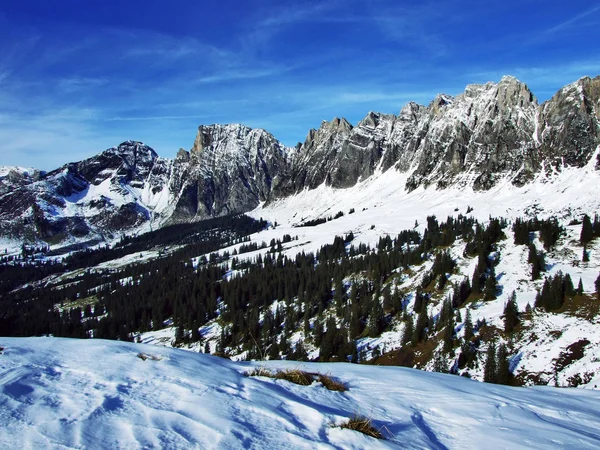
[0,141,168,247]
[248,148,600,255]
[6,140,599,389]
[2,337,600,449]
[225,160,600,386]
[0,128,292,247]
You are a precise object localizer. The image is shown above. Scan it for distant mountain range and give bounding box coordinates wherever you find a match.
[1,75,599,245]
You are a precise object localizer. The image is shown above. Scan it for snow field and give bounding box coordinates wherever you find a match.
[2,337,600,449]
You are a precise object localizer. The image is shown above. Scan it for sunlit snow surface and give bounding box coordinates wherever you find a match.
[1,337,600,449]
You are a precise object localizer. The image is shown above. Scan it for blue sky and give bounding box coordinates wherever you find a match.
[1,0,599,170]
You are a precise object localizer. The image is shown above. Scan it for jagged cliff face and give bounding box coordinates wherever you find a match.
[538,76,600,169]
[1,76,599,244]
[167,124,289,222]
[276,76,600,195]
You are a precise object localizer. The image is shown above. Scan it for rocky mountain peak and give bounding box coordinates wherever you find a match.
[166,123,291,222]
[537,75,600,168]
[191,124,246,155]
[357,111,388,129]
[429,94,455,116]
[496,75,537,109]
[110,141,158,167]
[398,102,426,123]
[319,117,353,133]
[176,148,190,161]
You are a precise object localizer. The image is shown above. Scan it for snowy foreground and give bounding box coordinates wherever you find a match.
[2,338,600,449]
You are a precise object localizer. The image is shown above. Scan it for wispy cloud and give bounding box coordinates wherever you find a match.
[194,67,289,84]
[544,4,600,35]
[103,115,216,122]
[57,77,109,92]
[256,0,347,28]
[0,107,117,169]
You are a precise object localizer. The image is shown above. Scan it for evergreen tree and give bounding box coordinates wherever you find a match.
[413,307,428,344]
[471,262,484,294]
[368,299,385,338]
[484,341,497,383]
[392,289,404,315]
[382,285,393,312]
[496,343,512,385]
[484,266,497,300]
[596,273,600,299]
[582,245,590,262]
[433,352,448,373]
[402,314,414,347]
[438,296,453,329]
[334,277,344,311]
[503,291,519,333]
[529,246,545,281]
[443,322,454,353]
[580,214,594,245]
[463,309,474,342]
[413,288,426,313]
[349,301,362,339]
[578,278,584,296]
[458,341,476,369]
[269,339,280,360]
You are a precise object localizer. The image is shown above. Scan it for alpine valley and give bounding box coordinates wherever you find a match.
[2,75,600,448]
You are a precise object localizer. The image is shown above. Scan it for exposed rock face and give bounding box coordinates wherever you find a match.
[1,76,599,245]
[405,75,540,190]
[168,124,289,222]
[538,76,600,169]
[276,75,600,195]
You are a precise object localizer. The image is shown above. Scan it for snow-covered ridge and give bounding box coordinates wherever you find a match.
[2,337,600,449]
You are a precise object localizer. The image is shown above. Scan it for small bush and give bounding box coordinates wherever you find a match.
[338,415,384,439]
[274,369,314,386]
[245,368,347,391]
[318,374,347,392]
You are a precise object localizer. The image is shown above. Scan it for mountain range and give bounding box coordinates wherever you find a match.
[3,74,600,401]
[1,75,599,246]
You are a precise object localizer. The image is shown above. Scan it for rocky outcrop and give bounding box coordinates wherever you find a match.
[538,76,600,169]
[405,75,540,190]
[168,124,290,222]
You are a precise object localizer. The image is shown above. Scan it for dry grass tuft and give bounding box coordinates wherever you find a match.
[338,415,385,439]
[317,374,347,392]
[245,367,348,391]
[274,369,314,386]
